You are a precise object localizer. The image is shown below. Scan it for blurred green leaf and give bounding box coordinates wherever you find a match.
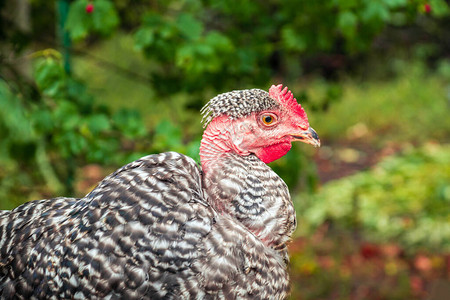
[204,31,233,52]
[54,131,87,156]
[31,109,54,133]
[52,101,78,125]
[429,0,450,17]
[66,0,91,41]
[134,27,155,50]
[362,2,390,22]
[34,57,66,98]
[113,109,146,138]
[153,119,182,151]
[338,11,357,38]
[0,80,35,142]
[92,0,120,34]
[86,114,111,134]
[176,13,203,40]
[281,27,307,52]
[382,0,407,8]
[334,0,358,10]
[175,44,195,70]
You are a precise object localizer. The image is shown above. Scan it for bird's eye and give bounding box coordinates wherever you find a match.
[263,115,273,124]
[260,113,278,126]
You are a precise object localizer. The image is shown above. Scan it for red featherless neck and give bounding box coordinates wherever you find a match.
[199,116,242,173]
[199,115,293,173]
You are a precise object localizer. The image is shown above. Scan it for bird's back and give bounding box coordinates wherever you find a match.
[0,152,289,299]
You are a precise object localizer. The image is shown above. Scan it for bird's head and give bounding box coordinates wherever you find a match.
[200,84,320,168]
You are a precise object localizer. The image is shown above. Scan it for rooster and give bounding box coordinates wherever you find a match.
[0,84,319,299]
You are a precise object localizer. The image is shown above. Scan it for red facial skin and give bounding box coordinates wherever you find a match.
[200,107,309,172]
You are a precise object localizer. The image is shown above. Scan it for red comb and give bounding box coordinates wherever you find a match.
[269,84,309,127]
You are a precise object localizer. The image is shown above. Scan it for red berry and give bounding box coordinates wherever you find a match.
[86,3,94,14]
[424,3,431,13]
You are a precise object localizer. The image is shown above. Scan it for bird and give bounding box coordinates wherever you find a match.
[0,84,320,299]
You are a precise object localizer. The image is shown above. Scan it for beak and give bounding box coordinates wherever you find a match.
[291,126,321,148]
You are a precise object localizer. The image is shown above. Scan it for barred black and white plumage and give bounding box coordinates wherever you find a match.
[0,84,320,299]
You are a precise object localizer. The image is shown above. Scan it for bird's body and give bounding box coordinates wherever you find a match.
[0,85,319,299]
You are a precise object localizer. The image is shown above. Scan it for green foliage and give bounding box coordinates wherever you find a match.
[113,109,147,139]
[0,51,146,200]
[0,81,35,144]
[31,53,145,162]
[34,55,68,97]
[122,0,449,97]
[133,10,237,94]
[0,80,37,209]
[152,119,201,161]
[296,143,450,252]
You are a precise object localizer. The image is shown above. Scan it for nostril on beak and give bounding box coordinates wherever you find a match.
[310,128,319,141]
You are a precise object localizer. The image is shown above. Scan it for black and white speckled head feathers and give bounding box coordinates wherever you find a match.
[201,89,278,126]
[201,84,310,130]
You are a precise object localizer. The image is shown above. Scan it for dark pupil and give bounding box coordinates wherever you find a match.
[264,116,273,123]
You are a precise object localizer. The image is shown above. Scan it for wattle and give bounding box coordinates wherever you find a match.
[255,141,292,164]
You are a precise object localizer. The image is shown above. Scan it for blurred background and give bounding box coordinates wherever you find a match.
[1,0,449,299]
